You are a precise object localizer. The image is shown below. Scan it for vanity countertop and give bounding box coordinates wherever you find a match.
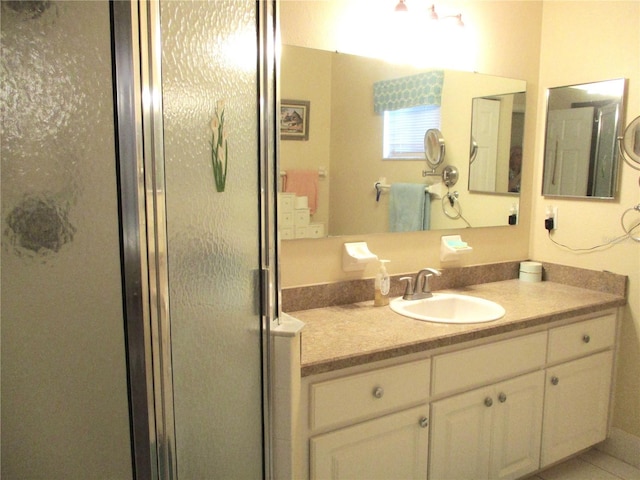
[289,279,626,377]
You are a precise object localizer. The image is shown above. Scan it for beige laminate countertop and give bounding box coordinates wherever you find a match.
[289,280,626,377]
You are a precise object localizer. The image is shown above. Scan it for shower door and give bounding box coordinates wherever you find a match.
[148,0,276,477]
[1,2,132,478]
[115,0,277,477]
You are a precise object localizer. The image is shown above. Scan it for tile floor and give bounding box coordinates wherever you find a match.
[527,449,640,480]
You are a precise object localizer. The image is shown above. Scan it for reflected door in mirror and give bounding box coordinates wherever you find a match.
[469,98,500,191]
[543,107,594,196]
[469,92,525,194]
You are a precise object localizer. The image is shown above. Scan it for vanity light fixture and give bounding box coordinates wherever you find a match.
[394,0,408,12]
[395,2,464,27]
[427,4,438,20]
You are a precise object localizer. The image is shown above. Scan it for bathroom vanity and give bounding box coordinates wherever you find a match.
[279,267,626,480]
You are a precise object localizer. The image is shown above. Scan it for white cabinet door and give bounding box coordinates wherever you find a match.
[430,371,544,480]
[310,406,429,480]
[490,371,545,480]
[430,386,493,480]
[541,350,614,467]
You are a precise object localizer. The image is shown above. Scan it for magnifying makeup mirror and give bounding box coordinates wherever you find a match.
[424,129,446,171]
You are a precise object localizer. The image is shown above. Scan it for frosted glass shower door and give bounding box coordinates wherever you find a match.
[1,2,132,478]
[157,1,267,478]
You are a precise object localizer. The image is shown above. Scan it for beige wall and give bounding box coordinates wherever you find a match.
[530,1,640,439]
[280,0,640,441]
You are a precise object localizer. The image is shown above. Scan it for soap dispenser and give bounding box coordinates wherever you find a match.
[374,259,391,307]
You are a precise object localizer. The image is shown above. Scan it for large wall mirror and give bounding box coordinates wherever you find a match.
[279,44,526,238]
[542,78,627,199]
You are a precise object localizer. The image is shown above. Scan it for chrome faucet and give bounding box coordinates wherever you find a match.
[400,268,442,300]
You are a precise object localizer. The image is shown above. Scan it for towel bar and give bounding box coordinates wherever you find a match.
[374,182,440,201]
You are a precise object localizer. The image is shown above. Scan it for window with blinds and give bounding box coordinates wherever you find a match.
[383,105,441,159]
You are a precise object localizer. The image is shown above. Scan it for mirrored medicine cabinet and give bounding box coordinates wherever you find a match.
[542,78,627,199]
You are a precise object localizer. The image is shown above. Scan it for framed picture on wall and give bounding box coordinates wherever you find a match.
[280,100,310,140]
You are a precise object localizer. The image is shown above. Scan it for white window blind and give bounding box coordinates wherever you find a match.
[383,105,441,159]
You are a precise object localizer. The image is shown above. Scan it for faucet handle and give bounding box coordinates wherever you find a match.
[416,268,442,294]
[399,277,414,298]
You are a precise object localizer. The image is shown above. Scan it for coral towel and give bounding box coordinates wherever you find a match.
[283,169,319,214]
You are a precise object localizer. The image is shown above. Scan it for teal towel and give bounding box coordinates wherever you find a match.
[389,183,430,232]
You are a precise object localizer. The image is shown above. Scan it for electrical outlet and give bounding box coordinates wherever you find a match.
[545,206,558,230]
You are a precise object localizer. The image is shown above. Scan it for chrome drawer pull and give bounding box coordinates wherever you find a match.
[583,334,591,343]
[419,417,429,428]
[373,387,384,399]
[551,376,559,386]
[484,397,493,407]
[498,392,507,403]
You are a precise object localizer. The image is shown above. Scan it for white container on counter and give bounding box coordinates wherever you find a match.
[519,261,542,282]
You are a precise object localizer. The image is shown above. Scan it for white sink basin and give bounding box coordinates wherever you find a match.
[389,293,505,324]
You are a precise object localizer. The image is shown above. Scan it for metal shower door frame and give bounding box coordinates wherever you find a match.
[111,1,279,478]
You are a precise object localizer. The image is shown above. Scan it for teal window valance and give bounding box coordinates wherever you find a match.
[373,70,444,114]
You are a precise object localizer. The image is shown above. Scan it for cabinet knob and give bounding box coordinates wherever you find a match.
[373,387,384,399]
[583,334,591,344]
[498,392,507,403]
[551,376,559,386]
[484,397,493,407]
[419,416,429,428]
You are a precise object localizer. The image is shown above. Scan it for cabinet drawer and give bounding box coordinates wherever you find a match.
[432,332,547,396]
[310,359,430,431]
[547,312,616,364]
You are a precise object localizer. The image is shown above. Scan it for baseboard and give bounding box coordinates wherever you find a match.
[597,427,640,469]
